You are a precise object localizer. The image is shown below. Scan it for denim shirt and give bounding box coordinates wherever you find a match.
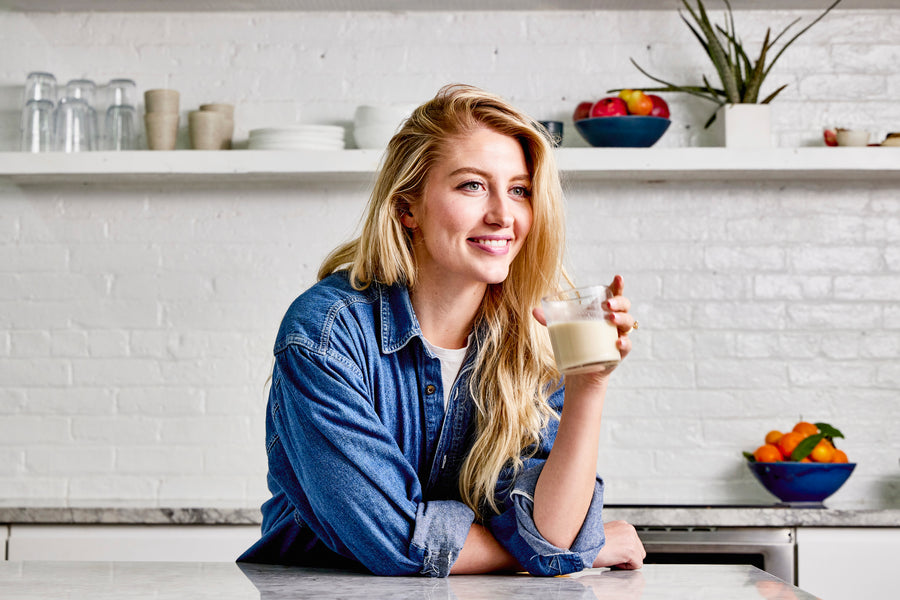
[238,272,607,577]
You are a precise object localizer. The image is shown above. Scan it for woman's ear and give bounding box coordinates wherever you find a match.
[399,205,417,229]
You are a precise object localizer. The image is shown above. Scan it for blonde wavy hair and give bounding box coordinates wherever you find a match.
[319,84,566,518]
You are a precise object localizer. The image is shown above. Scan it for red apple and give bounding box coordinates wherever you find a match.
[590,97,628,118]
[573,101,593,121]
[647,94,670,119]
[823,129,838,147]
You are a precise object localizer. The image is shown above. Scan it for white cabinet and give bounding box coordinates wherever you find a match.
[796,527,900,599]
[7,524,259,562]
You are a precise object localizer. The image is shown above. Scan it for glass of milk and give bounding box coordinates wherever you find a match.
[542,285,621,375]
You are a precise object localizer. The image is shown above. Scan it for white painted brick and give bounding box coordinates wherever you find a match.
[753,274,832,300]
[50,330,90,358]
[790,246,884,273]
[696,359,788,389]
[72,358,163,386]
[87,330,130,358]
[787,303,881,330]
[0,416,71,444]
[158,476,245,502]
[0,358,70,387]
[0,449,25,476]
[876,362,900,387]
[788,361,879,388]
[160,417,253,445]
[20,387,116,416]
[695,301,787,330]
[834,275,900,301]
[0,244,68,272]
[68,476,159,500]
[26,446,115,475]
[71,416,161,445]
[116,446,204,474]
[117,387,206,416]
[10,330,51,357]
[662,273,750,300]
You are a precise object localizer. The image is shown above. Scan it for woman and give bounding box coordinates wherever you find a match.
[238,84,645,577]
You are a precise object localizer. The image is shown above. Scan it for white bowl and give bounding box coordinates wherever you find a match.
[353,104,416,126]
[835,129,870,147]
[353,123,402,149]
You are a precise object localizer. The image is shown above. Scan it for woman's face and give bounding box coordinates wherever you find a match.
[402,126,534,292]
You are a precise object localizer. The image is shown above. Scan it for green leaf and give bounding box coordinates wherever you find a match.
[815,422,845,439]
[743,451,756,462]
[759,84,788,104]
[791,433,824,461]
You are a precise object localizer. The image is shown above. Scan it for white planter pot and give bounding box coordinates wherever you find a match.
[715,104,772,148]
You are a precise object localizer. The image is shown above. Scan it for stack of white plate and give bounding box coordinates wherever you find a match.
[248,125,345,150]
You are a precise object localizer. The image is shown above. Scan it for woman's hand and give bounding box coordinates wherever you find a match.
[604,274,635,362]
[591,520,646,570]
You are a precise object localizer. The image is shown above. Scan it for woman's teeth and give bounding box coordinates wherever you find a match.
[472,238,508,248]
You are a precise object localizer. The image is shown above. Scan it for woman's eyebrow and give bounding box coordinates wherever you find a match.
[448,167,530,182]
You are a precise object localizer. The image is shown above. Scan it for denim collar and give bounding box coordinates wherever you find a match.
[378,281,423,355]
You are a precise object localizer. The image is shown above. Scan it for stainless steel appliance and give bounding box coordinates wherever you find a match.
[637,526,796,584]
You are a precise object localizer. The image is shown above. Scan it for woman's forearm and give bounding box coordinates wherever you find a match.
[450,523,522,574]
[532,374,608,549]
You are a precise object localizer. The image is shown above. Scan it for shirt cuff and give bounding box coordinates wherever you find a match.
[489,463,606,576]
[410,500,475,577]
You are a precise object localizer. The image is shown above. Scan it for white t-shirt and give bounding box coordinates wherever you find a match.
[421,337,470,409]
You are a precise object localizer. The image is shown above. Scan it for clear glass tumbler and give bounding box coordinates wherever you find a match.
[20,99,55,152]
[106,78,137,107]
[53,97,96,152]
[104,104,138,150]
[24,71,57,104]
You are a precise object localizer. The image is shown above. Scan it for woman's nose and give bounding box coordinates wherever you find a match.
[484,190,514,227]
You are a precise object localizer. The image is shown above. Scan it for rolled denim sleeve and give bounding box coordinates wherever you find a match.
[487,464,606,576]
[485,383,606,576]
[411,500,475,577]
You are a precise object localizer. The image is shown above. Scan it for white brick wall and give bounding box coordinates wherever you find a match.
[2,8,899,509]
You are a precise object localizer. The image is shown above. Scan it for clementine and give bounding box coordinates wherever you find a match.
[809,439,835,463]
[764,430,783,445]
[793,421,819,437]
[777,431,806,459]
[753,444,784,463]
[831,449,849,463]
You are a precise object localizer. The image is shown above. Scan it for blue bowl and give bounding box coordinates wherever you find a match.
[748,461,856,504]
[574,116,671,148]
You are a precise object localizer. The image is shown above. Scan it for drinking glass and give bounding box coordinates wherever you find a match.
[104,104,138,150]
[20,99,54,152]
[53,97,96,152]
[106,78,137,107]
[542,285,621,375]
[24,71,57,104]
[61,79,99,149]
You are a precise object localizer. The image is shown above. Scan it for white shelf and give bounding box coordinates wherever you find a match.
[0,1,892,12]
[2,148,899,185]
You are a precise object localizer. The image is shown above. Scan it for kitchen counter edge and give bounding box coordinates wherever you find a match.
[2,505,898,527]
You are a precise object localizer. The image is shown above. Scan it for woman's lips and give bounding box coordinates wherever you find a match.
[467,237,512,254]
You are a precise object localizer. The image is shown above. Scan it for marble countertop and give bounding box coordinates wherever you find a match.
[0,561,819,600]
[2,500,898,527]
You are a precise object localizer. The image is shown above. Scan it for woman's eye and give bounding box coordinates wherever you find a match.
[510,185,531,198]
[459,181,484,192]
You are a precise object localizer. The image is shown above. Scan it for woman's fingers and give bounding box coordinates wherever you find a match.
[532,306,547,327]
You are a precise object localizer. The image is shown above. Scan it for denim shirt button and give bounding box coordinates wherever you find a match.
[425,384,436,395]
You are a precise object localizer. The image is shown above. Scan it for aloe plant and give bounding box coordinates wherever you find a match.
[616,0,841,127]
